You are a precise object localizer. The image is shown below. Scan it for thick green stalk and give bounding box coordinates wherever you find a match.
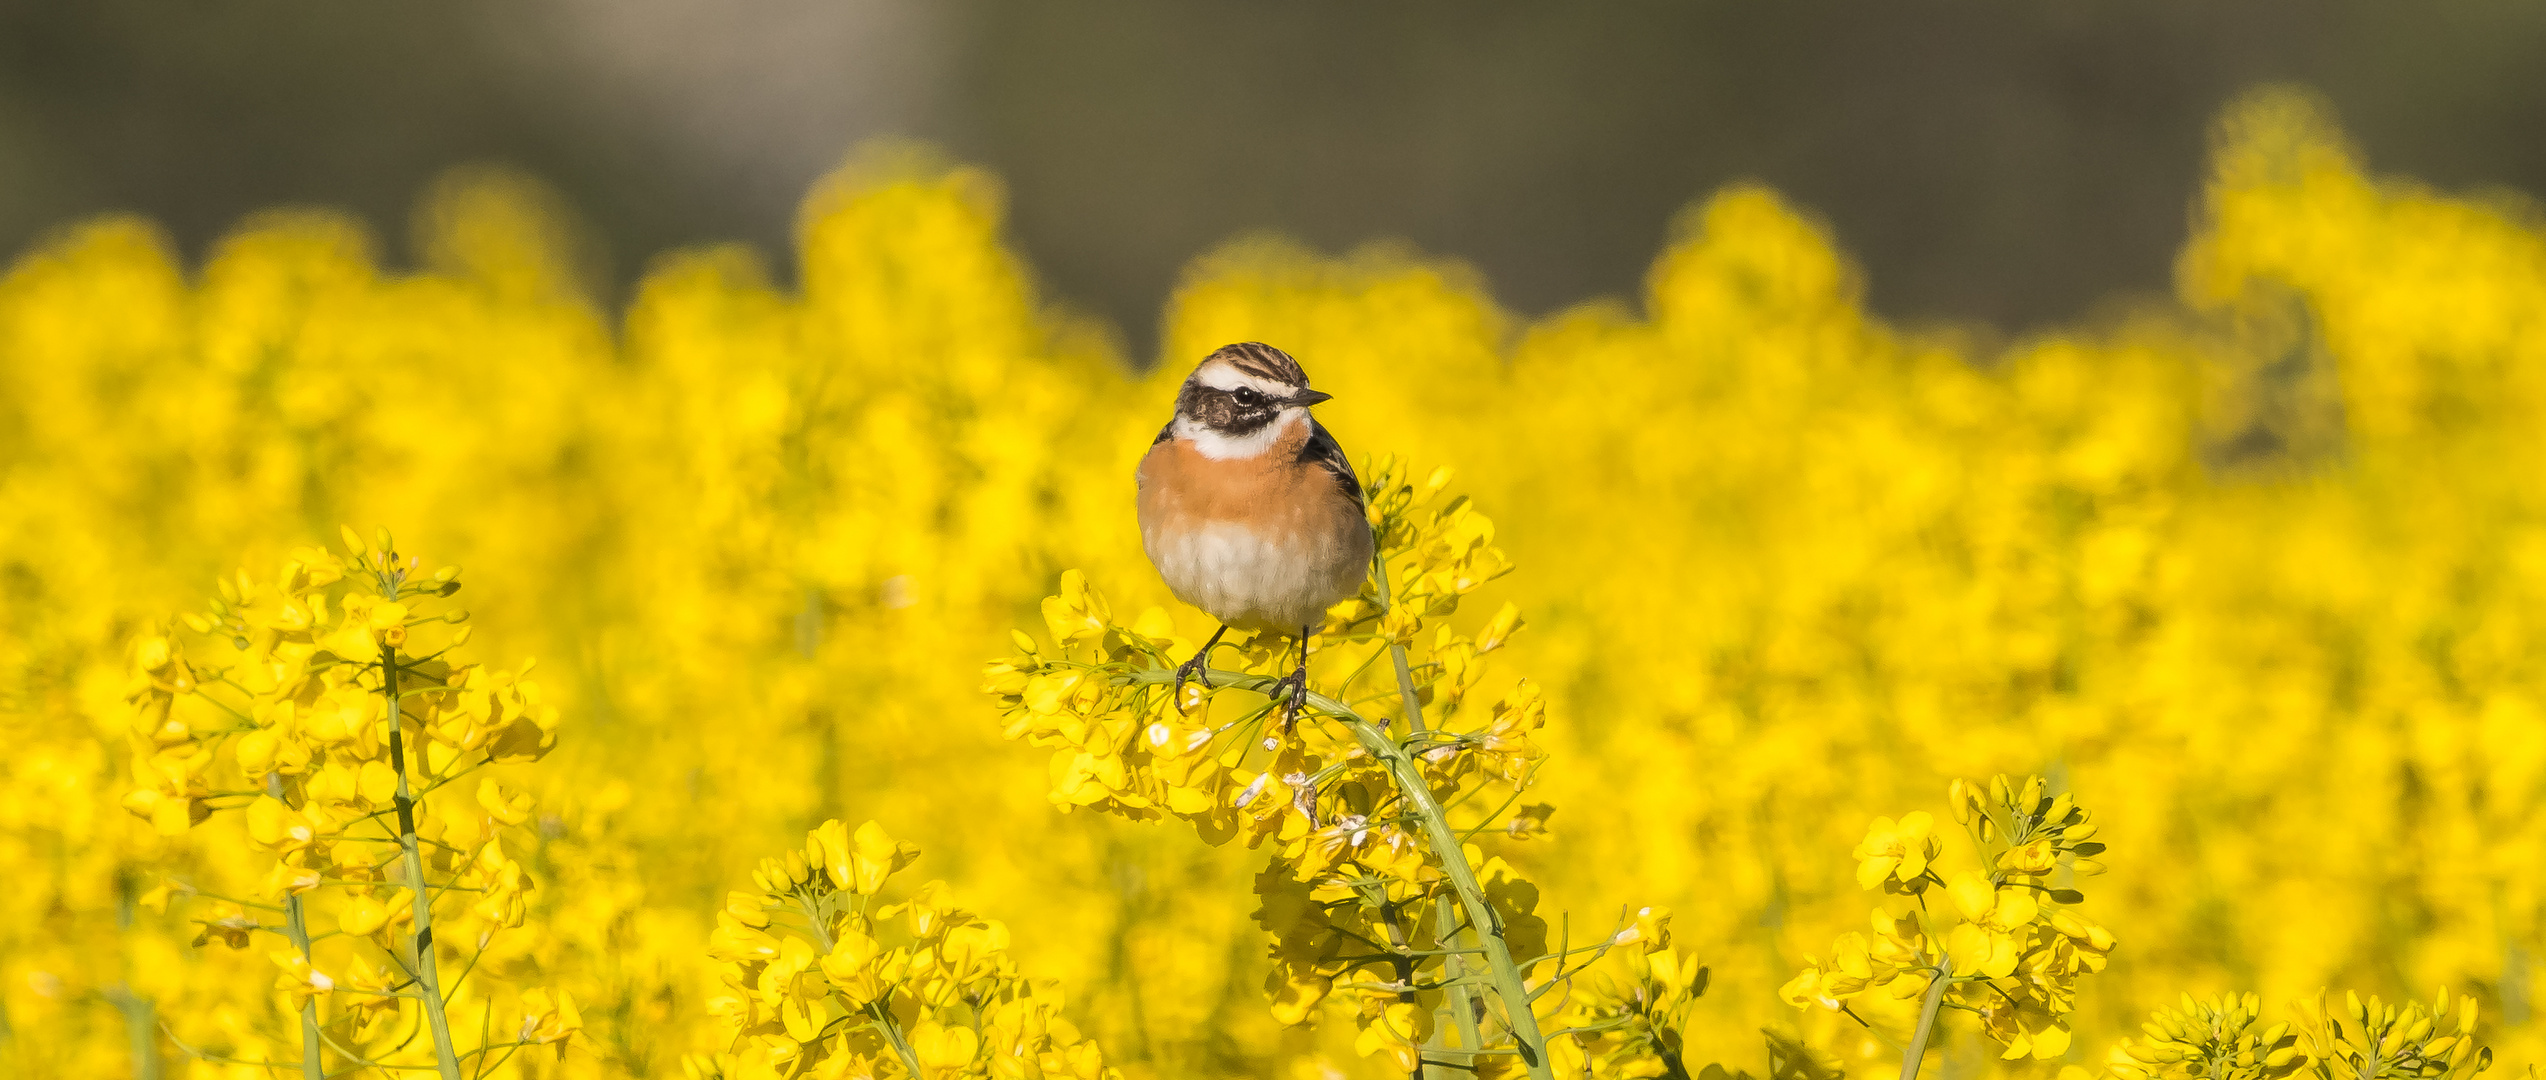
[382,641,463,1080]
[1436,894,1486,1065]
[1379,559,1489,1074]
[266,774,325,1080]
[1118,667,1557,1080]
[1898,963,1952,1080]
[1341,710,1556,1080]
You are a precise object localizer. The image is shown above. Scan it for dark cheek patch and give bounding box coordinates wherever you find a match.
[1179,382,1276,436]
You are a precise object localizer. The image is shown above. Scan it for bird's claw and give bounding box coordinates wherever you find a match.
[1170,652,1212,715]
[1266,667,1310,734]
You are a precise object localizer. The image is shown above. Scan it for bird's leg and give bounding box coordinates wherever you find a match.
[1265,624,1314,734]
[1172,624,1230,714]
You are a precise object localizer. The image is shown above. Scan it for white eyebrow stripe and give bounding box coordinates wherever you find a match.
[1193,360,1291,395]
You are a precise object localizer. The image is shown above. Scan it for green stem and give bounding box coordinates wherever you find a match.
[871,994,927,1078]
[1117,667,1556,1080]
[1373,552,1429,735]
[1899,963,1952,1080]
[1348,713,1556,1079]
[1377,902,1430,1080]
[109,872,163,1080]
[382,642,463,1080]
[1437,894,1486,1064]
[267,775,325,1080]
[1380,557,1481,1076]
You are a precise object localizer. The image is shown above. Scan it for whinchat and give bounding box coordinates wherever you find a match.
[1137,341,1373,722]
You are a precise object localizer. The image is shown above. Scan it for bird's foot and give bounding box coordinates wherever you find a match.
[1264,665,1311,741]
[1170,652,1212,715]
[1170,625,1232,715]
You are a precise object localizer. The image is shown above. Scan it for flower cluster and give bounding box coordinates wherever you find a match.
[984,466,1707,1079]
[1784,775,2116,1061]
[2296,991,2495,1080]
[2110,988,2501,1080]
[2111,993,2306,1080]
[1537,907,1714,1079]
[12,87,2546,1079]
[983,457,1538,836]
[689,819,1121,1080]
[122,532,572,1075]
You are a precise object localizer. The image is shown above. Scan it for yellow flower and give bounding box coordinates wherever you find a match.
[912,1020,980,1069]
[270,949,336,1010]
[337,893,390,937]
[1854,811,1941,892]
[518,988,583,1053]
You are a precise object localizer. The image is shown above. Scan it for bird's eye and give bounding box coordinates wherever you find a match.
[1231,388,1264,407]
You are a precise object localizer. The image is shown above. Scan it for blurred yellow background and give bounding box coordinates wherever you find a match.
[5,83,2546,1079]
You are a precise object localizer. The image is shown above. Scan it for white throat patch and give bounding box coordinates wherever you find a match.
[1175,409,1305,460]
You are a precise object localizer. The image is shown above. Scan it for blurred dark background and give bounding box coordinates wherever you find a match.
[3,0,2542,355]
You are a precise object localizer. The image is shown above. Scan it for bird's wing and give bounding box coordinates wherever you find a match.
[1298,418,1365,509]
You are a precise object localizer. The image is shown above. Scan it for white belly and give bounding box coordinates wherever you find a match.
[1145,522,1358,632]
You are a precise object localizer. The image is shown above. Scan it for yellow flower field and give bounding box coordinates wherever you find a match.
[5,86,2546,1079]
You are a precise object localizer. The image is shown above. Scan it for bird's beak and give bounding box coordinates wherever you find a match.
[1289,388,1334,407]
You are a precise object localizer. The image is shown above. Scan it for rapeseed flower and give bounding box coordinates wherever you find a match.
[0,86,2540,1079]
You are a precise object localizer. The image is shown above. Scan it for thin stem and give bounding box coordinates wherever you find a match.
[383,640,463,1080]
[110,872,163,1080]
[1377,901,1428,1080]
[1437,895,1485,1068]
[1118,667,1556,1080]
[267,774,325,1080]
[870,994,927,1079]
[1373,553,1429,735]
[1378,551,1543,1075]
[1898,963,1953,1080]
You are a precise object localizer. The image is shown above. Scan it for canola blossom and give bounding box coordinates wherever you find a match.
[2,87,2546,1079]
[689,818,1122,1080]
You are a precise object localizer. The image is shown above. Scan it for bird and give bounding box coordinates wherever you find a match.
[1136,341,1373,727]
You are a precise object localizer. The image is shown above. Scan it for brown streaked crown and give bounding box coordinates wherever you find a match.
[1205,341,1309,387]
[1173,341,1315,437]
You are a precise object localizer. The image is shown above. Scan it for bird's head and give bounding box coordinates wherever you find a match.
[1172,342,1332,453]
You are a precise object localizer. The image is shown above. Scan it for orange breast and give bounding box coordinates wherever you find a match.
[1136,419,1331,543]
